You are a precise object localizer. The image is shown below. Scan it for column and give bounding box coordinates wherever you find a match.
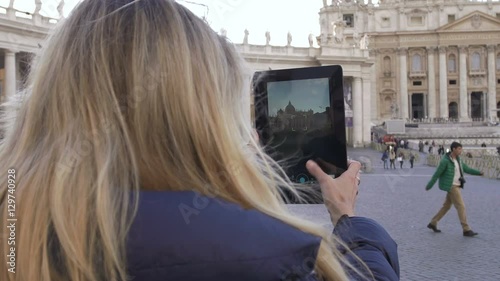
[427,46,437,119]
[408,94,413,118]
[353,77,363,147]
[424,94,428,118]
[4,50,17,100]
[487,45,498,122]
[438,46,449,118]
[459,45,469,121]
[370,50,378,122]
[399,48,409,120]
[362,73,372,144]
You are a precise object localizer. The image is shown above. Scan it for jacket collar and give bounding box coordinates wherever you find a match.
[446,152,461,162]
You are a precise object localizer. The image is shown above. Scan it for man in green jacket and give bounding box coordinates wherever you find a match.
[425,142,483,237]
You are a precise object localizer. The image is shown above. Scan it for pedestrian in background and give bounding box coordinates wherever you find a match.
[382,149,389,169]
[0,0,401,280]
[409,153,415,168]
[389,147,396,169]
[425,142,484,237]
[397,153,404,169]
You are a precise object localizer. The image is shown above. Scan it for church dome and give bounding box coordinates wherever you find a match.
[285,101,296,114]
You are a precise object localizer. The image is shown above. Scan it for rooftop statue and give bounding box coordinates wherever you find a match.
[9,0,66,18]
[308,33,314,47]
[220,28,227,38]
[243,29,249,45]
[34,0,42,14]
[57,0,65,18]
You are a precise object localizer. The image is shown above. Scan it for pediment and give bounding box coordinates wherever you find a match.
[437,11,500,32]
[406,8,427,15]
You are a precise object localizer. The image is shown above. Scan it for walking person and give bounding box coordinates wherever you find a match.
[425,142,484,237]
[409,153,415,168]
[0,0,401,280]
[418,140,424,153]
[397,153,404,169]
[389,147,396,169]
[382,149,389,169]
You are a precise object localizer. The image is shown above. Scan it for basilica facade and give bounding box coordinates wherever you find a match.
[1,0,500,147]
[238,0,500,146]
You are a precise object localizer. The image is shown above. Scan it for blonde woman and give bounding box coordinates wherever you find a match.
[0,1,399,280]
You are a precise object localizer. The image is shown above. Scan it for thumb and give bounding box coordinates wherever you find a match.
[306,160,330,185]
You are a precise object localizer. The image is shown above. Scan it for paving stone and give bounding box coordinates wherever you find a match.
[288,148,500,281]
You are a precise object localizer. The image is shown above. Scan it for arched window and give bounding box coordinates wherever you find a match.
[383,56,391,73]
[471,52,481,71]
[496,53,500,71]
[449,102,458,119]
[448,54,456,73]
[412,54,422,72]
[497,101,500,118]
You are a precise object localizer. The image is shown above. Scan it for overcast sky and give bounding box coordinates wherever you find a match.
[268,78,330,116]
[1,0,334,47]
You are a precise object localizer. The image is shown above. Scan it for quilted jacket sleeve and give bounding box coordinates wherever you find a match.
[426,157,448,190]
[461,161,482,176]
[332,217,400,281]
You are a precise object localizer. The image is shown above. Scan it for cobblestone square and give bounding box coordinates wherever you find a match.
[289,148,500,281]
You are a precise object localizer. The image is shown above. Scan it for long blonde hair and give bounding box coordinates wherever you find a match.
[0,1,365,280]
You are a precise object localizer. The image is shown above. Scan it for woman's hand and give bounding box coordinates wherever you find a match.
[306,160,360,225]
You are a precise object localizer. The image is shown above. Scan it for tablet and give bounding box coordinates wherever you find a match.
[253,65,348,186]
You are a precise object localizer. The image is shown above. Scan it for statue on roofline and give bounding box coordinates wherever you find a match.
[243,29,249,45]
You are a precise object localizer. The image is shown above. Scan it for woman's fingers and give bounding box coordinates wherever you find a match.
[306,160,331,186]
[307,159,359,224]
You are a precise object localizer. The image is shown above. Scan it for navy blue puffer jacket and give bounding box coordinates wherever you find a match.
[126,191,399,281]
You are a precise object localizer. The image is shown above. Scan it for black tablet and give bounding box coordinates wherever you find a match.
[253,65,348,187]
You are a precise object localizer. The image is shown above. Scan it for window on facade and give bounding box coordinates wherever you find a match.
[410,16,423,25]
[343,14,354,27]
[496,54,500,71]
[449,80,457,85]
[448,54,456,73]
[471,52,481,71]
[412,54,422,72]
[413,81,422,86]
[448,15,455,23]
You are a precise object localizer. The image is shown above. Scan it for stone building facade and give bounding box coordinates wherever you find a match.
[236,0,500,146]
[336,0,500,124]
[1,0,499,147]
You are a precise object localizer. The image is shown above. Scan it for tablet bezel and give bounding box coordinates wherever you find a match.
[253,65,348,182]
